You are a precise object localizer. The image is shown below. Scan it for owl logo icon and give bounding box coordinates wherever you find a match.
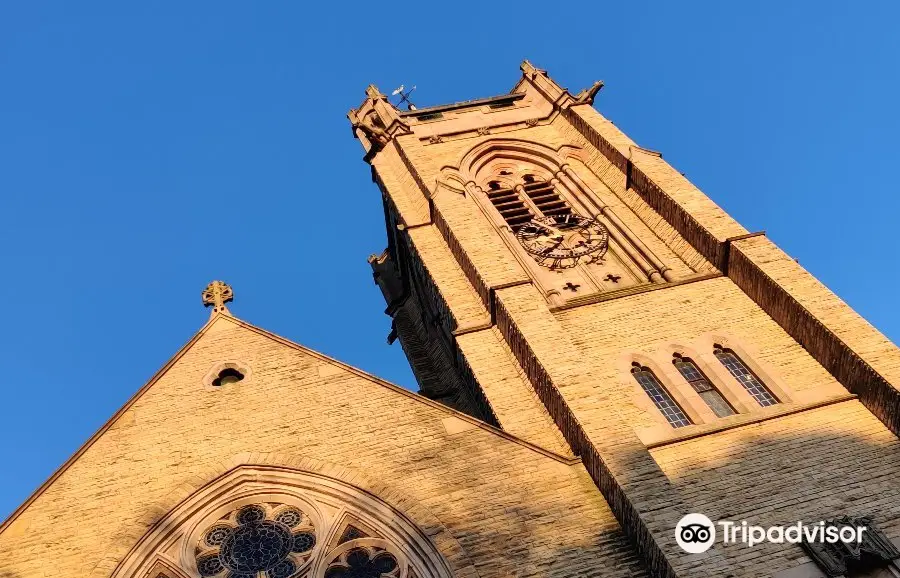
[676,513,716,553]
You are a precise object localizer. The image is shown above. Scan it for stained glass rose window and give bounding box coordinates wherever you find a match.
[195,503,316,578]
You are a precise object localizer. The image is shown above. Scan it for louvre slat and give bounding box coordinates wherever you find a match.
[485,177,573,229]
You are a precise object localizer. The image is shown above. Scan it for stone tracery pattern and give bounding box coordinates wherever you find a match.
[195,503,317,578]
[193,501,417,578]
[110,467,451,578]
[324,546,399,578]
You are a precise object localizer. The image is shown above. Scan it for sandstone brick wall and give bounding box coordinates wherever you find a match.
[651,400,900,575]
[561,103,748,259]
[560,97,900,441]
[406,224,490,330]
[551,274,900,575]
[372,142,431,228]
[493,281,711,578]
[456,327,571,456]
[0,315,646,578]
[731,236,900,381]
[390,290,487,417]
[554,276,851,433]
[345,62,900,577]
[730,236,900,435]
[551,116,716,275]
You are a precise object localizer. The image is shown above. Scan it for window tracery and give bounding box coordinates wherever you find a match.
[189,502,424,578]
[324,545,399,578]
[485,173,610,271]
[195,503,317,578]
[113,467,454,578]
[337,525,368,544]
[455,139,674,304]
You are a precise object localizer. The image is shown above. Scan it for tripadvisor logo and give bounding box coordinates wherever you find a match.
[676,513,716,553]
[675,514,868,553]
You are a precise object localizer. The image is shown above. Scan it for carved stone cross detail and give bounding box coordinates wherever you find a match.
[202,280,233,316]
[563,282,581,292]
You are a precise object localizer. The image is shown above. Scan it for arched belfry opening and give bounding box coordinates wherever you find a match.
[450,138,672,306]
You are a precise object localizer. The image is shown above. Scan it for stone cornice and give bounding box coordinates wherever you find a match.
[645,394,859,449]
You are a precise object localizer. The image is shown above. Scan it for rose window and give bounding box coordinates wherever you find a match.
[195,503,316,578]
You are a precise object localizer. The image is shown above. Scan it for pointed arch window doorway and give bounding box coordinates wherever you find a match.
[112,466,454,578]
[485,173,572,232]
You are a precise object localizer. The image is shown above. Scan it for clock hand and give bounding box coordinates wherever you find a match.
[543,223,564,240]
[537,232,565,247]
[539,236,565,254]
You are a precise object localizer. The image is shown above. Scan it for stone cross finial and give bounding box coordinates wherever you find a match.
[202,280,233,317]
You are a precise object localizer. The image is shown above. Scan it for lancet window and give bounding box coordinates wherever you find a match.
[672,354,735,418]
[713,345,779,407]
[631,363,691,428]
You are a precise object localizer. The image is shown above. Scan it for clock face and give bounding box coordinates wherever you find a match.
[515,214,609,269]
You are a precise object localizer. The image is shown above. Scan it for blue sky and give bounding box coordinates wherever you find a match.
[1,1,898,521]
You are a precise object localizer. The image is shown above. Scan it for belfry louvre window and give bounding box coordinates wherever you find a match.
[487,180,533,230]
[631,363,692,428]
[673,354,735,418]
[714,345,779,407]
[522,175,571,219]
[486,175,571,231]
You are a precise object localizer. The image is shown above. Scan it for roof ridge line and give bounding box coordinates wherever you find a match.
[0,312,579,537]
[225,315,579,465]
[0,313,223,536]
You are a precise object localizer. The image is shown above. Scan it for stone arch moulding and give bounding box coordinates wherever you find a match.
[146,555,192,578]
[441,136,673,308]
[449,137,578,187]
[202,360,252,389]
[108,464,459,578]
[618,352,704,428]
[663,340,752,416]
[697,332,795,405]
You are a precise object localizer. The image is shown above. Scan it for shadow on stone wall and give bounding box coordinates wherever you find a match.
[5,404,900,578]
[640,406,900,578]
[390,403,900,577]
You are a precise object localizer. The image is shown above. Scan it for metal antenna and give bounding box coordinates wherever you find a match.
[391,84,418,110]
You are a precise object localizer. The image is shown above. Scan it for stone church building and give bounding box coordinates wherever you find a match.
[3,62,900,578]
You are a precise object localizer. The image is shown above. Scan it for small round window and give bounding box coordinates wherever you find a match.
[204,361,251,389]
[212,368,244,387]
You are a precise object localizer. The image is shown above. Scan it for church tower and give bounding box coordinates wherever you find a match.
[3,61,900,578]
[350,62,900,577]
